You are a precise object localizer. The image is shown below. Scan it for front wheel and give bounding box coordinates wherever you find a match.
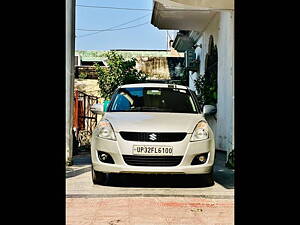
[194,170,214,187]
[92,167,109,185]
[203,171,214,186]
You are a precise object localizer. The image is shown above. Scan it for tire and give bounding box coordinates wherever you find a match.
[92,167,109,185]
[204,171,214,186]
[194,170,214,187]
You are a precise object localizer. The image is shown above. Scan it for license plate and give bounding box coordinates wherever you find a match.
[132,145,173,156]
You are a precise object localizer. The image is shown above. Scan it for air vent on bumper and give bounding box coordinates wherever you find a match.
[119,132,186,142]
[122,155,183,167]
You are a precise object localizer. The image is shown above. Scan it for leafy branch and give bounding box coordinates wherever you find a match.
[95,51,148,100]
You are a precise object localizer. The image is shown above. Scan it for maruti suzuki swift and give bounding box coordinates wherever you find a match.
[90,83,216,185]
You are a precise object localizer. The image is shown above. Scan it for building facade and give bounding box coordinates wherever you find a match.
[151,0,234,160]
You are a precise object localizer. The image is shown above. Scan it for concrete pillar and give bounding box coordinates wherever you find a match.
[216,10,234,162]
[66,0,76,165]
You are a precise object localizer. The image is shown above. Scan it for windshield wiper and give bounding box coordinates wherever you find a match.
[130,106,162,112]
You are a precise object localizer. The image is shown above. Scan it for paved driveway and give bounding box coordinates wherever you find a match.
[66,151,234,198]
[66,151,234,225]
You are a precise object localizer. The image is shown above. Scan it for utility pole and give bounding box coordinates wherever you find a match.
[66,0,76,165]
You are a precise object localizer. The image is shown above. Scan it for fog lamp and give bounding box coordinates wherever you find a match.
[97,151,115,164]
[191,153,209,165]
[100,153,108,161]
[198,155,207,163]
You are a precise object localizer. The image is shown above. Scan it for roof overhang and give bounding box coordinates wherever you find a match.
[169,0,234,10]
[151,0,233,31]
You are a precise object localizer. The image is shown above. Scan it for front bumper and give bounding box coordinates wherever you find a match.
[91,132,215,175]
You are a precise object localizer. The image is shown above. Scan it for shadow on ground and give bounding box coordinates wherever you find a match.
[66,152,92,178]
[106,173,214,188]
[71,152,92,165]
[213,151,235,189]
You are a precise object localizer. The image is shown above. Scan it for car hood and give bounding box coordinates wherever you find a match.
[103,112,204,133]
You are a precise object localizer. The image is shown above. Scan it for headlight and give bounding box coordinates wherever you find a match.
[190,121,209,141]
[96,120,116,140]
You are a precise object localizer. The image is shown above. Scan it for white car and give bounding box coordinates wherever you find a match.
[90,83,216,185]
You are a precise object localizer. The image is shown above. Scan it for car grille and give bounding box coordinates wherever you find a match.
[122,155,183,167]
[119,132,187,142]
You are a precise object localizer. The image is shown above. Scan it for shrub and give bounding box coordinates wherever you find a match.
[194,71,217,108]
[78,72,88,79]
[95,51,148,100]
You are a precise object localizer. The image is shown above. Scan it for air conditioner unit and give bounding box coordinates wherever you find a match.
[184,50,199,72]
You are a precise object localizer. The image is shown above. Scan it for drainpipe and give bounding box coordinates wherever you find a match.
[66,0,76,165]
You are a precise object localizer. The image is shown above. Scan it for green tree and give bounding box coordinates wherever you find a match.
[95,51,148,100]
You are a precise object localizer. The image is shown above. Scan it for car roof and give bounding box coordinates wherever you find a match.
[119,83,188,89]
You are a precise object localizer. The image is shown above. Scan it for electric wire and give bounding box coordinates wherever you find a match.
[76,4,214,12]
[76,22,149,38]
[76,4,152,11]
[76,14,149,32]
[76,14,150,38]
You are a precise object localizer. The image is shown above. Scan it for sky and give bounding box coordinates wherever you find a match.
[75,0,172,51]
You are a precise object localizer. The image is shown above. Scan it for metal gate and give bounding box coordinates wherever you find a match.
[73,90,100,148]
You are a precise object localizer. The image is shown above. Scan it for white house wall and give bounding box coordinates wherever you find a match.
[190,13,220,92]
[217,11,234,153]
[189,11,234,153]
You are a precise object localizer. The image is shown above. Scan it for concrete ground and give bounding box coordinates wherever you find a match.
[66,151,234,225]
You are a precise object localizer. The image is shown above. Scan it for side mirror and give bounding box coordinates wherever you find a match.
[90,103,104,115]
[203,105,217,116]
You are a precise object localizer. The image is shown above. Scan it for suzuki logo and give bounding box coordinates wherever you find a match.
[149,133,157,141]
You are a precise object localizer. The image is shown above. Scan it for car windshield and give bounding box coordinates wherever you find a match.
[109,87,198,113]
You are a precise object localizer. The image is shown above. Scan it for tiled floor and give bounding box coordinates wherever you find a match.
[66,197,234,225]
